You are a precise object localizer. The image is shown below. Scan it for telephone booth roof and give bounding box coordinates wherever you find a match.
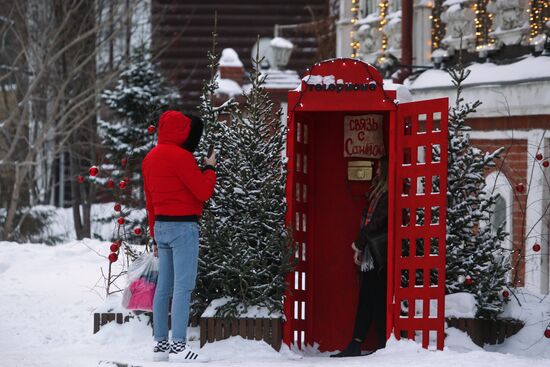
[288,58,397,113]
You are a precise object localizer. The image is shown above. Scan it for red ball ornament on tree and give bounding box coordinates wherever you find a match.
[147,125,156,135]
[121,158,128,167]
[76,175,85,183]
[108,253,118,263]
[515,183,525,193]
[544,329,550,338]
[464,276,473,286]
[110,243,119,252]
[134,227,142,236]
[117,217,125,225]
[502,290,510,298]
[114,203,121,212]
[536,153,543,161]
[119,180,127,189]
[533,243,541,252]
[89,166,99,177]
[543,161,549,168]
[106,179,115,188]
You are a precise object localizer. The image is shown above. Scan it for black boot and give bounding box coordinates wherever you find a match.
[330,340,362,357]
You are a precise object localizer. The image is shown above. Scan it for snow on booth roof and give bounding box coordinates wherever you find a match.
[409,56,550,90]
[219,48,243,68]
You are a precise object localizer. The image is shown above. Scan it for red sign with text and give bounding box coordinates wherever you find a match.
[343,114,385,158]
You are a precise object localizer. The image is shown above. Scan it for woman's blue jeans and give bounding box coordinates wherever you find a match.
[153,221,199,342]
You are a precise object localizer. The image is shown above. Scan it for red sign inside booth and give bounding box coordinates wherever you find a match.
[343,114,385,158]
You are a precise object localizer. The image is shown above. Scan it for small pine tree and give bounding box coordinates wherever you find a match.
[99,47,179,205]
[214,51,293,317]
[192,25,238,314]
[446,60,510,319]
[96,47,179,241]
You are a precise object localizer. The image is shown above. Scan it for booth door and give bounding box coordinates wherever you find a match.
[392,98,448,350]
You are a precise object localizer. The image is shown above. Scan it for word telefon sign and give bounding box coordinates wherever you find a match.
[344,114,385,158]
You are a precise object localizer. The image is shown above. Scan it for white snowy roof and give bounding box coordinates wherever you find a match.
[270,37,293,49]
[261,69,301,90]
[409,56,550,90]
[219,48,243,67]
[215,78,243,97]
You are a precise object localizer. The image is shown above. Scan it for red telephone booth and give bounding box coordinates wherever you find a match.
[284,59,448,352]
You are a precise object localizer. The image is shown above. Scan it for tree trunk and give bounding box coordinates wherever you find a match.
[3,164,25,240]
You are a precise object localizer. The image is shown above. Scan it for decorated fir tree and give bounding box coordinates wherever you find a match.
[98,46,179,207]
[445,60,510,319]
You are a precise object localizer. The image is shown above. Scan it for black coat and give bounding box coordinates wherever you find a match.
[355,191,388,271]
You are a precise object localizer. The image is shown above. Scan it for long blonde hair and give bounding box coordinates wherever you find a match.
[369,156,388,200]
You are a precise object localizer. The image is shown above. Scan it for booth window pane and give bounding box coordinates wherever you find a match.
[302,213,307,232]
[431,207,440,225]
[433,112,442,132]
[301,330,305,344]
[404,117,412,135]
[430,268,439,287]
[431,175,440,194]
[295,212,300,231]
[430,237,439,255]
[303,184,307,203]
[303,124,308,144]
[295,242,300,259]
[417,146,426,164]
[296,183,301,202]
[417,176,425,195]
[294,301,299,320]
[296,153,301,172]
[401,239,410,257]
[302,242,306,261]
[294,330,298,344]
[402,208,410,227]
[429,300,438,318]
[302,272,306,291]
[415,299,424,318]
[415,238,424,257]
[431,144,441,163]
[403,147,412,165]
[400,300,409,317]
[402,178,411,196]
[303,155,308,174]
[297,122,302,143]
[301,302,306,320]
[418,114,427,134]
[415,207,425,226]
[401,269,409,288]
[415,269,424,287]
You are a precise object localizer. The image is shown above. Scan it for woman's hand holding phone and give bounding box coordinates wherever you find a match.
[204,144,216,167]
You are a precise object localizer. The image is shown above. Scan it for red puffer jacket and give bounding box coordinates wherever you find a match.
[142,111,216,237]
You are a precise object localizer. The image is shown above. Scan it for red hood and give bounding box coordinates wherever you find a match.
[157,110,191,146]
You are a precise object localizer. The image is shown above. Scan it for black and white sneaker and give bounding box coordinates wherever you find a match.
[169,341,210,363]
[153,339,170,361]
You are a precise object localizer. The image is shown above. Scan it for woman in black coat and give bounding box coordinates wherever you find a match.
[332,157,388,357]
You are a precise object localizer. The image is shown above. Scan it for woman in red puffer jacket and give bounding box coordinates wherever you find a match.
[142,110,215,362]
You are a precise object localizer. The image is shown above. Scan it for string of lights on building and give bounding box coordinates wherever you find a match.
[431,0,444,50]
[379,0,389,53]
[474,0,495,48]
[529,0,549,41]
[350,0,360,58]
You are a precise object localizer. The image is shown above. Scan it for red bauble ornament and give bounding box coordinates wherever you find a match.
[106,179,115,188]
[110,243,119,252]
[89,166,99,177]
[147,125,156,135]
[545,329,550,339]
[543,161,549,168]
[76,175,85,183]
[502,290,510,298]
[133,227,142,236]
[533,243,541,252]
[117,217,125,225]
[108,253,118,263]
[121,158,128,167]
[536,153,543,161]
[114,203,121,212]
[516,183,525,193]
[464,276,473,286]
[119,181,127,189]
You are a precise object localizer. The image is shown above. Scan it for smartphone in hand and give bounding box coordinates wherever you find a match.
[207,144,215,158]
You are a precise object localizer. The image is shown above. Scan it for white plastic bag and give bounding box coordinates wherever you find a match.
[122,253,159,311]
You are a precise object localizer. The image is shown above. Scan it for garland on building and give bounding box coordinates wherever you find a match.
[431,0,445,50]
[350,0,360,58]
[529,0,549,41]
[474,0,495,48]
[378,0,389,53]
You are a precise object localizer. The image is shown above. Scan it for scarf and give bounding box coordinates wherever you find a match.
[359,191,384,272]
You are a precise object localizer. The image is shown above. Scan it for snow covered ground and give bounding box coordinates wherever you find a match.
[1,239,549,367]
